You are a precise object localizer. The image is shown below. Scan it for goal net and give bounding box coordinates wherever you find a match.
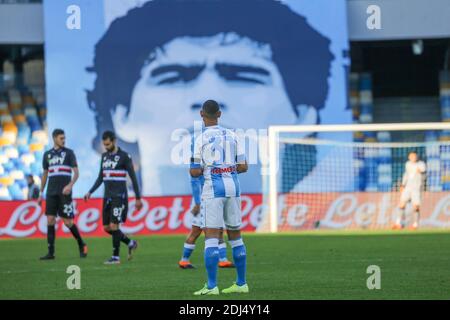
[262,123,450,232]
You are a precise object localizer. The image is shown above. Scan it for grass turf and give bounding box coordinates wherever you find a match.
[0,230,449,300]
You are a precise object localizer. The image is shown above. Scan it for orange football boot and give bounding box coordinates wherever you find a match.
[178,260,195,269]
[218,260,235,268]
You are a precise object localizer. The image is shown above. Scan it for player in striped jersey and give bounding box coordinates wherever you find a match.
[192,100,248,296]
[39,129,87,260]
[84,131,142,264]
[178,174,234,269]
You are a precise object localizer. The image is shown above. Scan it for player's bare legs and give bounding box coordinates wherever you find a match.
[394,201,407,229]
[179,225,203,269]
[411,204,420,230]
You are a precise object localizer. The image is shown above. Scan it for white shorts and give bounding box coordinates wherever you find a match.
[191,211,203,228]
[191,209,226,229]
[400,188,421,206]
[200,197,242,230]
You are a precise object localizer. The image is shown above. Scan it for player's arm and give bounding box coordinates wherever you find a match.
[63,151,79,195]
[125,154,143,210]
[38,152,49,204]
[399,164,408,192]
[84,159,103,201]
[237,161,248,173]
[38,170,48,204]
[401,163,409,186]
[235,132,248,173]
[418,161,426,173]
[190,135,203,177]
[190,177,202,215]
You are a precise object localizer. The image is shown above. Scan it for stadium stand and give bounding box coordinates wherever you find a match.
[0,88,47,200]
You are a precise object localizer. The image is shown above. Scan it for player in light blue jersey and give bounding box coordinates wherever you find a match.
[178,145,234,269]
[191,100,248,295]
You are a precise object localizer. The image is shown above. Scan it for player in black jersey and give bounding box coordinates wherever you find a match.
[84,131,143,264]
[39,129,87,260]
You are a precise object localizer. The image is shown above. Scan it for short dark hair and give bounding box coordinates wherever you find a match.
[87,0,334,151]
[52,129,65,138]
[409,150,418,155]
[202,100,220,118]
[102,130,116,141]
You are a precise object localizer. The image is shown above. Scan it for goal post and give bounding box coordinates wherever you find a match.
[265,122,450,233]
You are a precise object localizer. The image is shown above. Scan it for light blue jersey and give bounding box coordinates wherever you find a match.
[191,125,245,199]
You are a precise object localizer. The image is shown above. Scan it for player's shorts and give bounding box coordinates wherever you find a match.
[191,210,227,229]
[191,211,204,228]
[400,188,421,206]
[45,194,74,219]
[200,196,242,230]
[102,196,128,225]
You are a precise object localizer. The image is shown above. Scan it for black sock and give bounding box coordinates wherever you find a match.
[47,225,55,255]
[69,224,84,247]
[105,229,130,246]
[112,230,121,257]
[119,230,131,246]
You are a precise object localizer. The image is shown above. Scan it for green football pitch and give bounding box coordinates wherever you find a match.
[1,230,449,300]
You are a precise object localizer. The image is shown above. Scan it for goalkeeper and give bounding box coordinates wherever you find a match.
[394,151,426,230]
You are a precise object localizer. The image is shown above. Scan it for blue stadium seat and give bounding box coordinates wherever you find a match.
[0,185,12,201]
[16,179,28,189]
[8,183,24,200]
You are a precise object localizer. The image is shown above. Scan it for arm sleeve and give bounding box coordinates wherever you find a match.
[69,150,78,168]
[401,164,408,186]
[419,161,426,173]
[125,154,141,199]
[190,135,202,169]
[191,177,202,205]
[42,152,49,170]
[89,159,103,194]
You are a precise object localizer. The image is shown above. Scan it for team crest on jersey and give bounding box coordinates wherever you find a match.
[114,155,120,162]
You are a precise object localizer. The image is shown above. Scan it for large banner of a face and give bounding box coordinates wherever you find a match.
[44,0,350,197]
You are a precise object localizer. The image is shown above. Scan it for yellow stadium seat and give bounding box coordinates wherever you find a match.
[3,122,18,134]
[0,176,14,186]
[0,137,12,147]
[29,143,44,152]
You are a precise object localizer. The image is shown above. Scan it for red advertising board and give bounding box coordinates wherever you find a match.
[277,192,450,231]
[0,195,263,239]
[2,192,450,239]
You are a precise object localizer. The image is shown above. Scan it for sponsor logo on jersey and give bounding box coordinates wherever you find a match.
[211,166,237,175]
[48,152,67,166]
[103,158,119,169]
